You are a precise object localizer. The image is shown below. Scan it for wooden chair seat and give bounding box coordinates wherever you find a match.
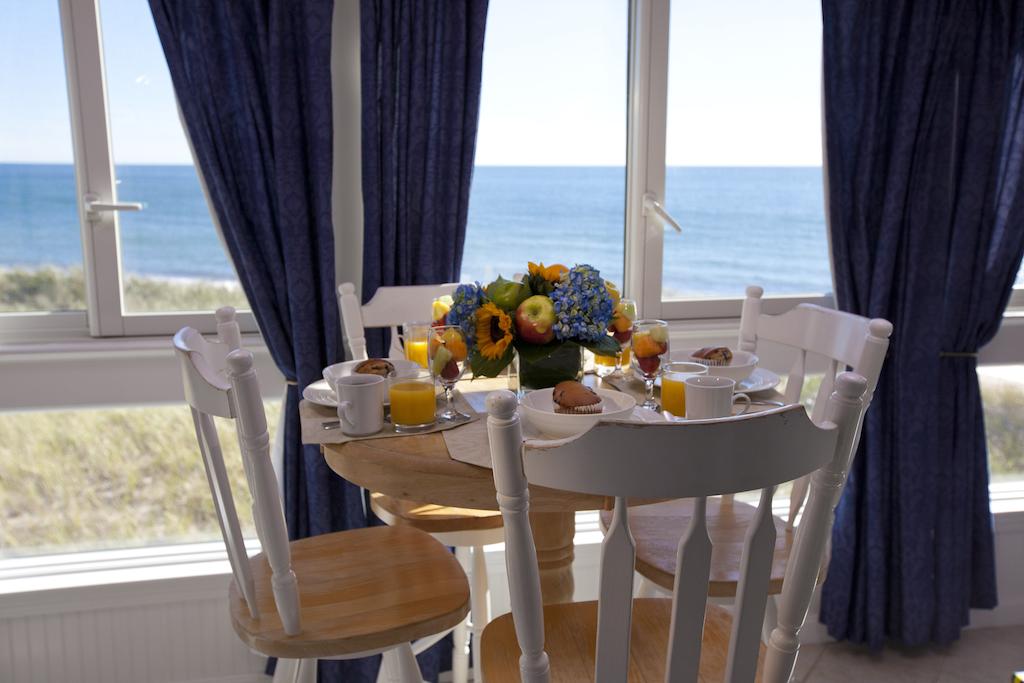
[481,598,764,682]
[599,498,793,597]
[229,525,470,659]
[370,492,503,534]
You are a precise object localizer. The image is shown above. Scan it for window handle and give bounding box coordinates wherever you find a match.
[643,193,682,233]
[83,193,144,220]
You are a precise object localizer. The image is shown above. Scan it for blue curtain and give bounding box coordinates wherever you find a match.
[360,0,489,358]
[149,2,373,679]
[821,0,1024,648]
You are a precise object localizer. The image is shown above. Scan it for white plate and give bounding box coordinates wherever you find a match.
[303,379,339,407]
[520,388,636,439]
[735,367,781,394]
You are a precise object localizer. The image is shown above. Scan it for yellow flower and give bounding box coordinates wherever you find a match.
[528,261,568,283]
[475,302,514,360]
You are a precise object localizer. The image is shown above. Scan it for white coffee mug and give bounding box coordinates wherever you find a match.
[684,375,751,419]
[332,375,385,436]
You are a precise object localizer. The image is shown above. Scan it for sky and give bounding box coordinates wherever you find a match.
[0,0,822,167]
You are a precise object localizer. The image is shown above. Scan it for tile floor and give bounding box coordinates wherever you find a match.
[791,625,1024,682]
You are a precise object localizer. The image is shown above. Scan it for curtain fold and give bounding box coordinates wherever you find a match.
[821,0,1024,648]
[150,1,374,679]
[360,0,489,357]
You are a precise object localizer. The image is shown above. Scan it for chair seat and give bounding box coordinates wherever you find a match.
[481,598,764,682]
[370,492,503,534]
[600,498,792,596]
[229,525,469,659]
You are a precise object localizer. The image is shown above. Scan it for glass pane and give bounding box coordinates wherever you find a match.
[980,366,1024,485]
[462,0,627,289]
[98,0,249,313]
[0,3,84,312]
[0,402,279,557]
[662,0,829,299]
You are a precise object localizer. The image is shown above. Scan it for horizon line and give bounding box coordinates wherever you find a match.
[0,161,825,168]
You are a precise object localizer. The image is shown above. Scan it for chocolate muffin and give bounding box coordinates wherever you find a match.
[690,346,733,366]
[551,380,604,415]
[354,359,396,377]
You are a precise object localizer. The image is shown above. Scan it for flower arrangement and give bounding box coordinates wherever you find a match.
[444,262,622,384]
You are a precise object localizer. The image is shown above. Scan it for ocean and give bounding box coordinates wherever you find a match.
[1,163,855,297]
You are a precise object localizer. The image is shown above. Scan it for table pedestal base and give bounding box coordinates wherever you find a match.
[529,511,576,604]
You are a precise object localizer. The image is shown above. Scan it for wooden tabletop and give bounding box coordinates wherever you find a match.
[322,429,614,512]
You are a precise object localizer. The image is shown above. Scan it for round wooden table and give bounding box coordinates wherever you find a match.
[321,430,620,605]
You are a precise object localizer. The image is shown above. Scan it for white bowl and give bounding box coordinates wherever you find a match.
[322,359,422,404]
[520,388,636,439]
[673,348,759,383]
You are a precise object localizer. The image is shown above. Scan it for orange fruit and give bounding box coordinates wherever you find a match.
[441,328,468,362]
[633,332,661,359]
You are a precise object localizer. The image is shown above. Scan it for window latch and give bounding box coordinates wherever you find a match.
[643,193,682,233]
[83,193,144,220]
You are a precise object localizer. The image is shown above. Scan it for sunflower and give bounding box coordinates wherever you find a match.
[475,302,514,359]
[527,262,568,294]
[528,261,568,282]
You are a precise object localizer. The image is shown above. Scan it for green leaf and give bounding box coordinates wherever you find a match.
[580,335,621,357]
[470,344,515,378]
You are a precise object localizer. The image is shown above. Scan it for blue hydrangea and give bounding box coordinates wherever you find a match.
[550,265,614,342]
[446,283,485,343]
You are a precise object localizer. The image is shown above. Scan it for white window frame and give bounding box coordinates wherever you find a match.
[0,0,256,344]
[623,0,1024,327]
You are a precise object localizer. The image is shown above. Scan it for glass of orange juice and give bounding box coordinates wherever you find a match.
[388,371,437,433]
[660,362,708,418]
[595,298,637,376]
[402,321,431,368]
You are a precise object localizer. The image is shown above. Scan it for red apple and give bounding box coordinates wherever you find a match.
[515,295,556,344]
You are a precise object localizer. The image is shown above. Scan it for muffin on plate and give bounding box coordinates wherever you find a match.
[552,381,604,415]
[690,346,733,366]
[354,359,396,377]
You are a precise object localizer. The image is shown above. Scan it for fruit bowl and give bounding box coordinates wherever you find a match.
[673,349,758,383]
[519,388,636,439]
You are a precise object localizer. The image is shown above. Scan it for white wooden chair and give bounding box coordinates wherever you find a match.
[482,373,867,682]
[614,286,892,612]
[173,312,470,683]
[737,285,892,528]
[338,281,504,683]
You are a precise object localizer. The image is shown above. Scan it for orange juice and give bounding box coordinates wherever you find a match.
[594,353,617,367]
[405,340,429,368]
[660,362,708,418]
[620,346,631,367]
[661,375,687,417]
[389,380,436,427]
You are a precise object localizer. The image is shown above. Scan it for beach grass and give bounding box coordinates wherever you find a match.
[0,265,249,313]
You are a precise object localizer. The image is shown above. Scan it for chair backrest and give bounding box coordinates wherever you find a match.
[486,374,866,683]
[337,281,458,360]
[738,285,892,526]
[173,309,301,636]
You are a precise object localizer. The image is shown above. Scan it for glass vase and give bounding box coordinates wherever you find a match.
[511,343,585,393]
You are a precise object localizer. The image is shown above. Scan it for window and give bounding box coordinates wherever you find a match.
[0,0,251,340]
[980,366,1024,484]
[624,0,830,318]
[0,2,84,314]
[462,0,627,290]
[0,402,279,558]
[661,1,827,301]
[98,0,248,315]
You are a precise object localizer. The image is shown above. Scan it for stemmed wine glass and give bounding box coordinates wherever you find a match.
[631,319,670,411]
[428,325,472,423]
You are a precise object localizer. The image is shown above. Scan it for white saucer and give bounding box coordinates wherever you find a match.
[735,368,781,394]
[303,379,338,407]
